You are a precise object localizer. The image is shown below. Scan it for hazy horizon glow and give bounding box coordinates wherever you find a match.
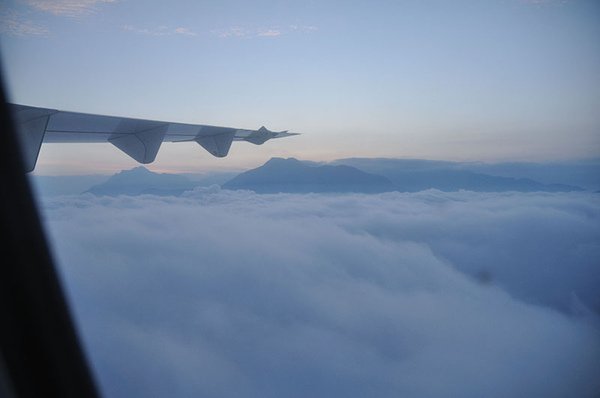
[1,0,599,174]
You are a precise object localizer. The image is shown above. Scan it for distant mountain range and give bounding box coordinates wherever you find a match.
[30,157,597,197]
[86,167,196,196]
[331,158,584,193]
[30,168,238,196]
[223,157,395,193]
[224,158,583,194]
[333,158,600,191]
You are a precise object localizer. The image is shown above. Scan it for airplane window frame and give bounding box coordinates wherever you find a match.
[0,71,101,398]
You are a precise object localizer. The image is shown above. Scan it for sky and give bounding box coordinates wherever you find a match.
[1,0,599,173]
[41,189,600,397]
[6,4,598,394]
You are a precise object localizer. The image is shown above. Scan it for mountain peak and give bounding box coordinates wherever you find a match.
[264,157,303,166]
[87,167,194,196]
[119,166,153,175]
[223,158,394,194]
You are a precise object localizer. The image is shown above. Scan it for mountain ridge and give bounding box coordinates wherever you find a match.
[224,157,583,193]
[86,166,196,196]
[35,157,589,197]
[223,157,396,193]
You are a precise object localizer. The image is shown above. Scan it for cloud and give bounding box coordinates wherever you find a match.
[173,27,196,37]
[0,0,117,36]
[212,24,317,39]
[257,29,281,37]
[289,24,318,32]
[520,0,572,5]
[0,10,49,36]
[40,190,600,397]
[123,24,197,37]
[211,26,250,39]
[22,0,117,17]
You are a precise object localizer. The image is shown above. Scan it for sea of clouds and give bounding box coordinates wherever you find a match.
[38,188,600,398]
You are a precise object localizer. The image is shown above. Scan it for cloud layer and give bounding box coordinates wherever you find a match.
[40,190,600,397]
[211,24,317,39]
[0,9,49,36]
[23,0,117,17]
[122,24,198,37]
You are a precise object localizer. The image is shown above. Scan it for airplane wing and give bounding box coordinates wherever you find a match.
[9,103,298,172]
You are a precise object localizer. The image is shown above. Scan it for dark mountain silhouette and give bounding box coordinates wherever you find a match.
[223,158,395,193]
[53,157,587,197]
[331,158,583,192]
[87,167,196,196]
[456,160,600,191]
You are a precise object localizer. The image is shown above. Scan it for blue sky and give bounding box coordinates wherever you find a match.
[1,0,599,173]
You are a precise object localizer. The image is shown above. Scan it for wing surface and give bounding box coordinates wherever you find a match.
[9,103,297,171]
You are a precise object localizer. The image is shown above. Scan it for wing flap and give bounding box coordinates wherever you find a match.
[108,123,168,164]
[194,128,236,158]
[11,105,56,172]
